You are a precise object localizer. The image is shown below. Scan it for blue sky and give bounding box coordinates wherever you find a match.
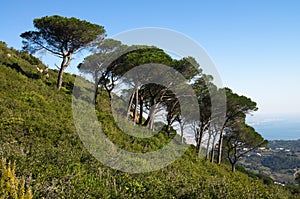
[1,0,300,116]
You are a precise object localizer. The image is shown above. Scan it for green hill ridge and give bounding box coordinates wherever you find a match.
[0,41,297,198]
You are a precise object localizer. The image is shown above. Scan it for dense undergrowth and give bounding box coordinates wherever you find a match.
[0,41,298,198]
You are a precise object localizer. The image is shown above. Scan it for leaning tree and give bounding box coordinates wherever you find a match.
[21,15,106,90]
[78,39,124,102]
[223,120,267,172]
[217,88,258,165]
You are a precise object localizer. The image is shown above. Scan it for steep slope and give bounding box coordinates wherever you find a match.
[0,42,296,198]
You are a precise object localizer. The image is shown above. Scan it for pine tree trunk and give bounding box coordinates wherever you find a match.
[94,81,98,104]
[93,73,99,104]
[211,145,215,163]
[180,120,184,144]
[197,128,204,158]
[57,66,66,90]
[138,97,143,124]
[133,87,139,125]
[217,129,224,165]
[143,115,150,126]
[166,121,171,136]
[57,53,72,90]
[126,90,135,120]
[149,103,158,131]
[210,134,217,163]
[205,133,212,160]
[231,162,236,172]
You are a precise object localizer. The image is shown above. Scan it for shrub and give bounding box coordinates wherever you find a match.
[0,158,33,199]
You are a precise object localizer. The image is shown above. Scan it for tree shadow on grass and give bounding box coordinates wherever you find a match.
[8,63,40,79]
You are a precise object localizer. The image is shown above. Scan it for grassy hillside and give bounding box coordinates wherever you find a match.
[0,41,297,198]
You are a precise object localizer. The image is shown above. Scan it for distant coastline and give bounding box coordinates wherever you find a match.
[247,114,300,140]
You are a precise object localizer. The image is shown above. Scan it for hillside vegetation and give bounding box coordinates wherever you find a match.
[240,140,300,184]
[0,41,298,198]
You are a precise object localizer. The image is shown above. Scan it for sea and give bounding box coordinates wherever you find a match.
[246,114,300,140]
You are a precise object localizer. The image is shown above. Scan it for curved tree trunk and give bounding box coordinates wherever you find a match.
[57,53,72,90]
[57,66,66,90]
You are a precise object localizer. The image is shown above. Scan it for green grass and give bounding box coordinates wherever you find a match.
[0,41,297,198]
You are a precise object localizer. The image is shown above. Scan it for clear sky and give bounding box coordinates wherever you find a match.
[1,0,300,116]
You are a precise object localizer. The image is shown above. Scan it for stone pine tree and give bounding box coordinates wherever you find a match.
[20,15,106,90]
[223,122,267,172]
[217,88,258,165]
[78,39,124,102]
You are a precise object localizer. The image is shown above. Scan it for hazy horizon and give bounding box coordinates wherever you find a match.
[247,113,300,140]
